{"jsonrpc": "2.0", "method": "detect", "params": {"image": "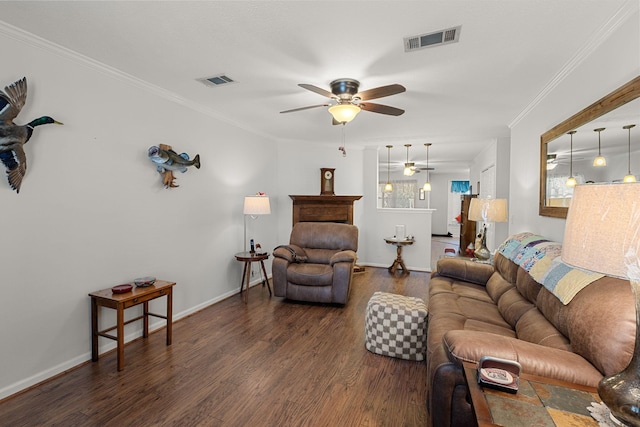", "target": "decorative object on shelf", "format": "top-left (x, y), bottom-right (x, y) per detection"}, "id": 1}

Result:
top-left (467, 197), bottom-right (508, 260)
top-left (111, 284), bottom-right (133, 294)
top-left (280, 78), bottom-right (405, 125)
top-left (321, 168), bottom-right (335, 195)
top-left (562, 182), bottom-right (640, 427)
top-left (243, 192), bottom-right (271, 252)
top-left (384, 145), bottom-right (393, 192)
top-left (148, 144), bottom-right (200, 188)
top-left (134, 276), bottom-right (156, 287)
top-left (423, 143), bottom-right (432, 191)
top-left (592, 128), bottom-right (606, 167)
top-left (0, 77), bottom-right (63, 193)
top-left (623, 124), bottom-right (637, 183)
top-left (565, 130), bottom-right (577, 187)
top-left (403, 144), bottom-right (415, 176)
